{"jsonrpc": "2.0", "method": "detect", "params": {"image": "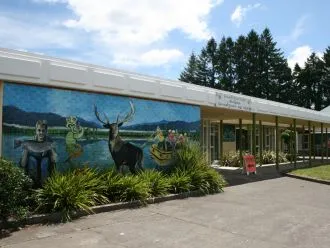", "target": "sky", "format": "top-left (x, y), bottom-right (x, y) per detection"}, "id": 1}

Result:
top-left (3, 82), bottom-right (200, 125)
top-left (0, 0), bottom-right (329, 80)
